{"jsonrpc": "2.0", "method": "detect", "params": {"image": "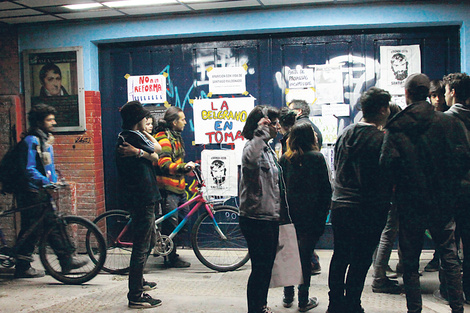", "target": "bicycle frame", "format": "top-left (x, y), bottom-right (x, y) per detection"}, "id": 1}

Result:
top-left (156, 193), bottom-right (227, 241)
